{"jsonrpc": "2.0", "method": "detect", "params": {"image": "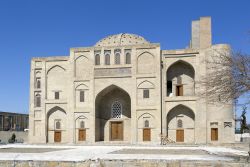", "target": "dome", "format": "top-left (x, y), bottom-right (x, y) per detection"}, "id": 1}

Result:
top-left (95, 33), bottom-right (150, 47)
